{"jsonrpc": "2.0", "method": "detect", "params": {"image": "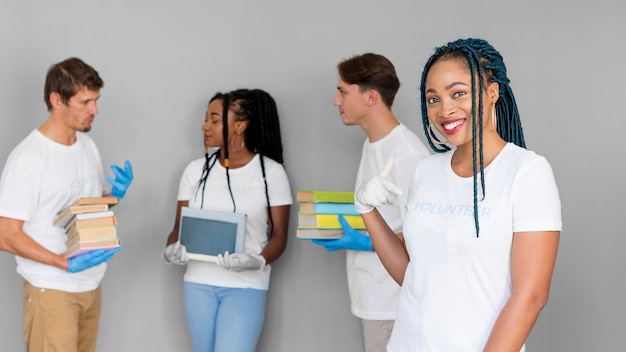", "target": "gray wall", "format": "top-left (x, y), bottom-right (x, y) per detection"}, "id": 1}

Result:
top-left (1, 1), bottom-right (623, 351)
